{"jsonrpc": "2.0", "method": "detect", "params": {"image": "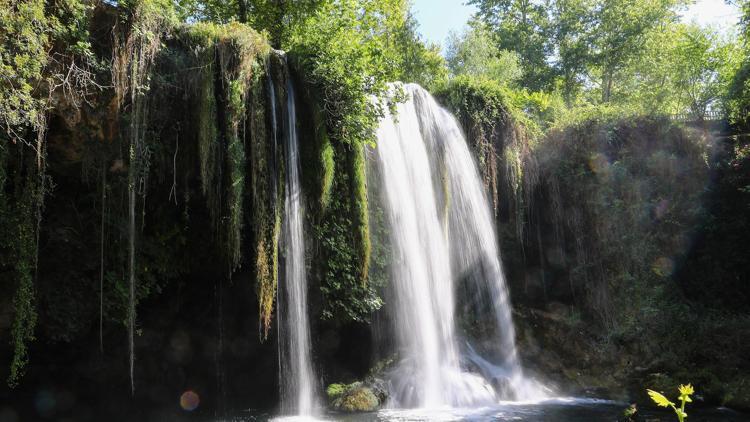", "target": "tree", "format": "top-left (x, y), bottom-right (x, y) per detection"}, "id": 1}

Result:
top-left (550, 0), bottom-right (596, 104)
top-left (591, 0), bottom-right (685, 102)
top-left (445, 20), bottom-right (523, 85)
top-left (469, 0), bottom-right (687, 103)
top-left (468, 0), bottom-right (556, 90)
top-left (609, 22), bottom-right (740, 117)
top-left (0, 0), bottom-right (95, 143)
top-left (670, 25), bottom-right (739, 118)
top-left (726, 0), bottom-right (750, 129)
